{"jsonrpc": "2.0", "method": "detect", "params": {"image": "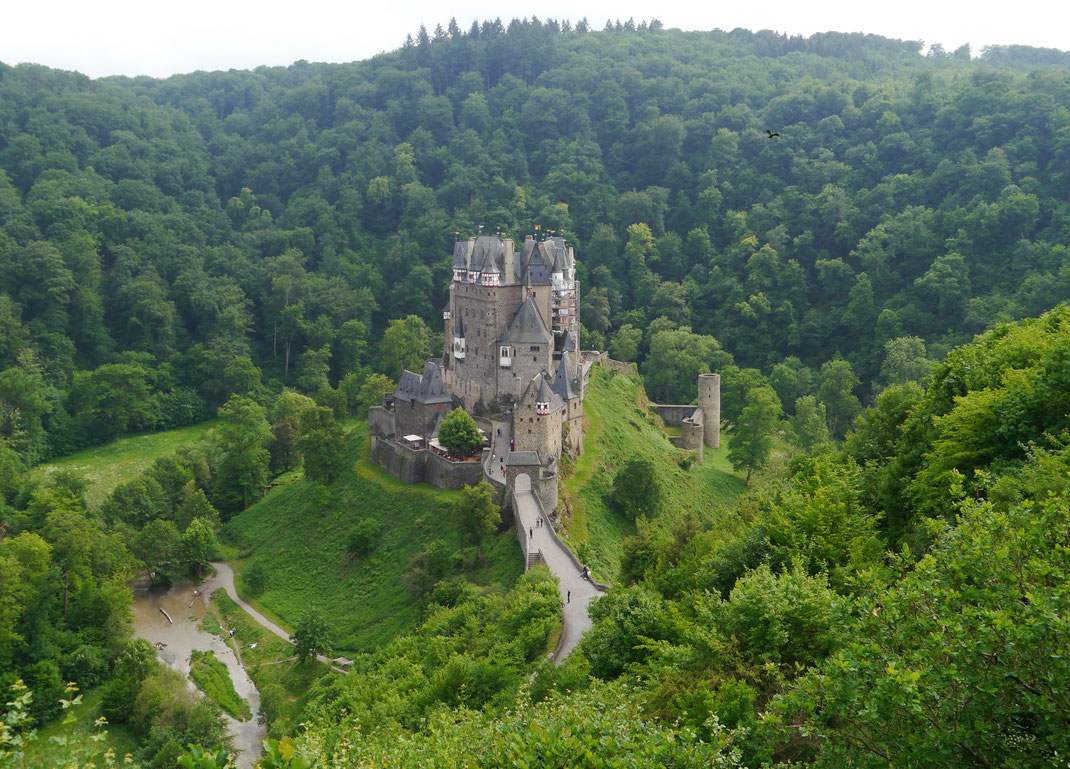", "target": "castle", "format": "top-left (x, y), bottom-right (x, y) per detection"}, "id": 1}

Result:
top-left (369, 235), bottom-right (586, 511)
